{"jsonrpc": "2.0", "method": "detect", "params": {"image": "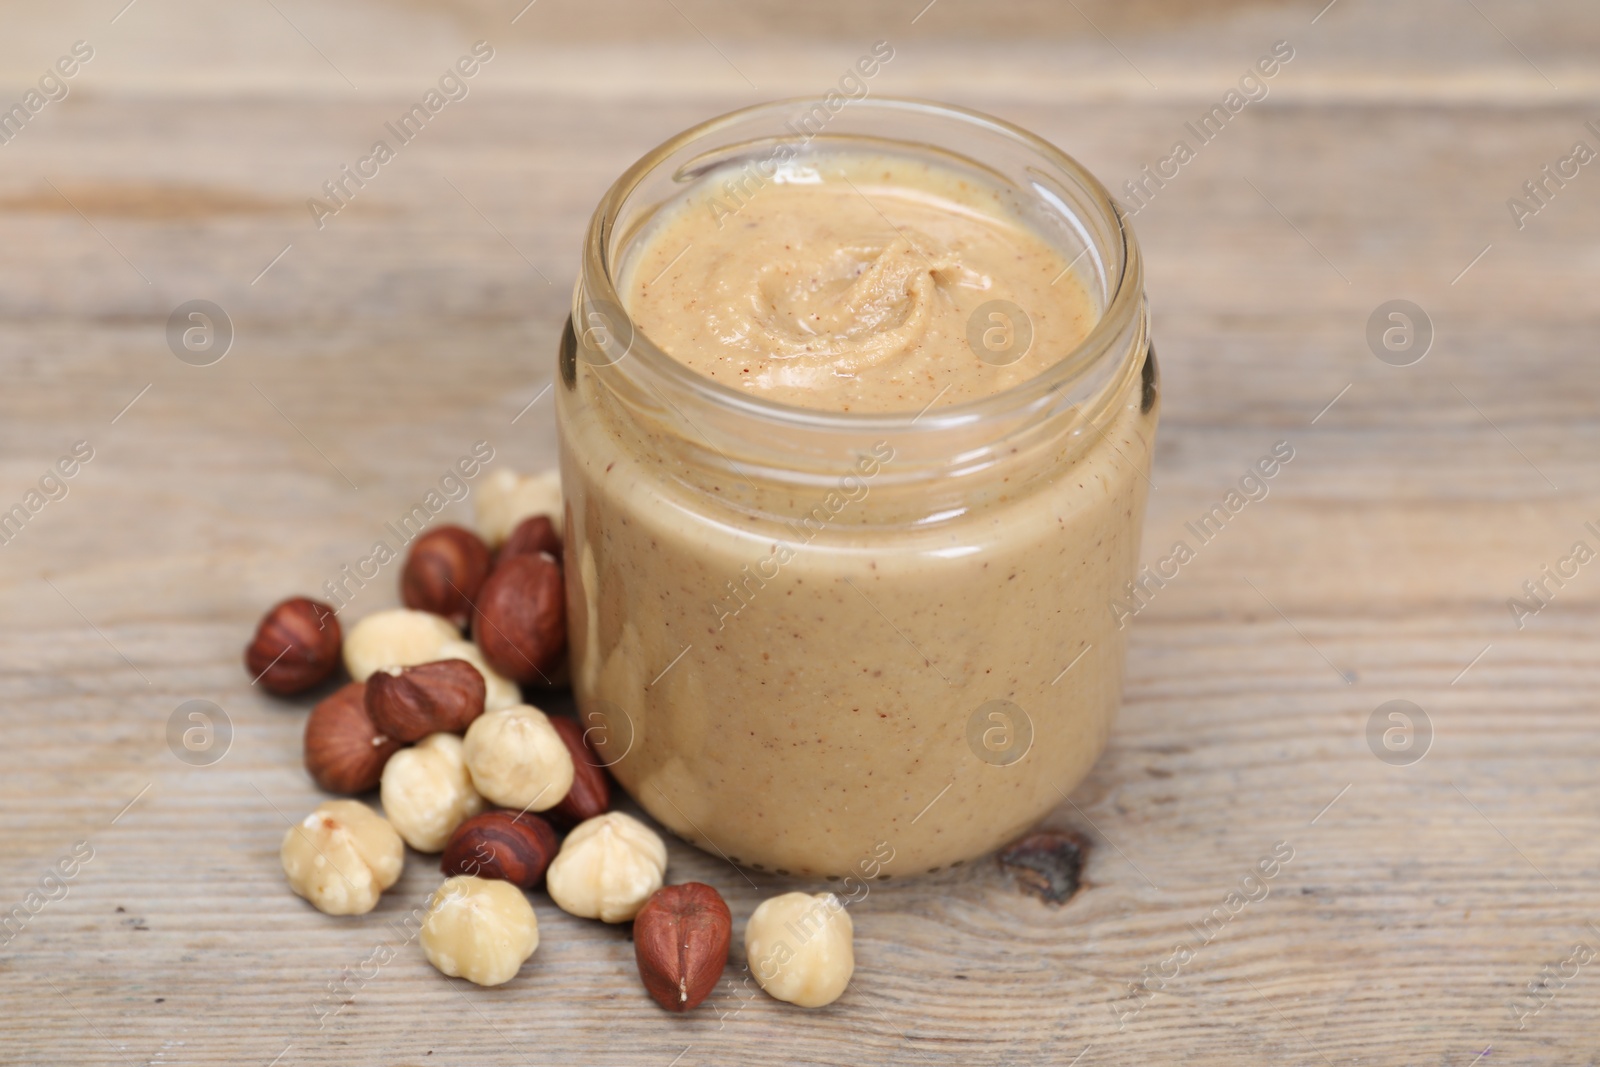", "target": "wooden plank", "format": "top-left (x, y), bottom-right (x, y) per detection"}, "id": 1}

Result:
top-left (2, 0), bottom-right (1598, 1063)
